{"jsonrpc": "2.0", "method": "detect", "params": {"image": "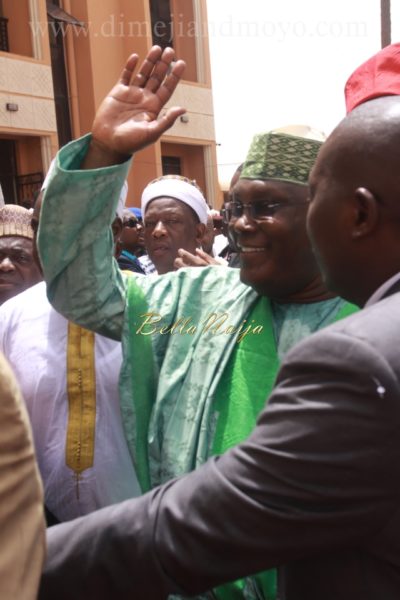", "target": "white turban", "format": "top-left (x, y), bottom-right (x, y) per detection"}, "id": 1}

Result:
top-left (141, 177), bottom-right (208, 224)
top-left (41, 158), bottom-right (127, 219)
